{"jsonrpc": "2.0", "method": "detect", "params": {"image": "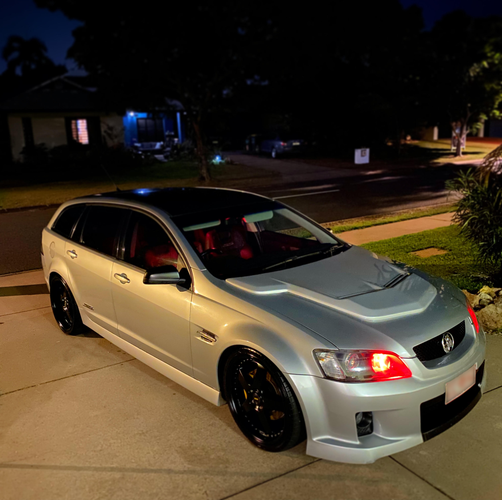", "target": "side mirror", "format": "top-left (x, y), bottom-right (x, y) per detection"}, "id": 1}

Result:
top-left (143, 265), bottom-right (186, 285)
